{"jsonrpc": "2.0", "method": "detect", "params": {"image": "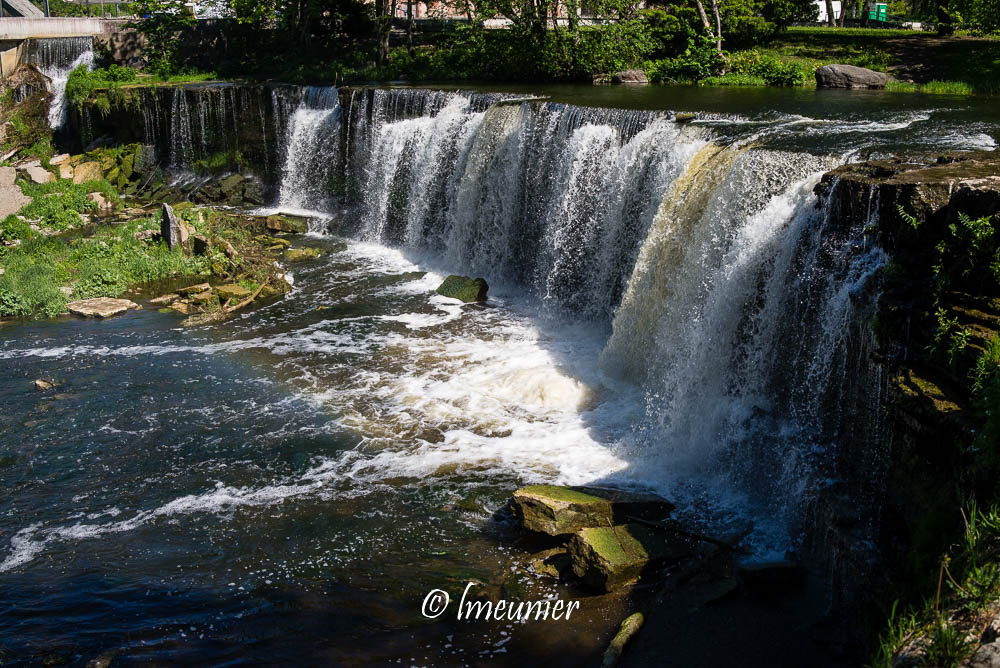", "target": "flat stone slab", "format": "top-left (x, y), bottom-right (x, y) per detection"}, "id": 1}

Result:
top-left (24, 165), bottom-right (54, 184)
top-left (66, 298), bottom-right (140, 319)
top-left (216, 284), bottom-right (252, 300)
top-left (511, 485), bottom-right (674, 536)
top-left (567, 523), bottom-right (693, 591)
